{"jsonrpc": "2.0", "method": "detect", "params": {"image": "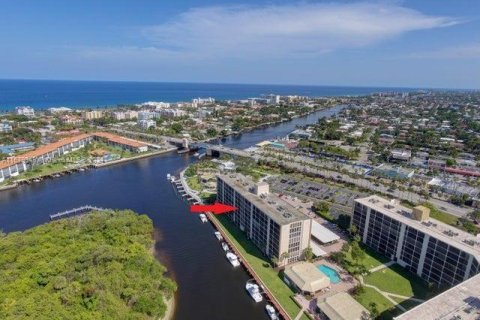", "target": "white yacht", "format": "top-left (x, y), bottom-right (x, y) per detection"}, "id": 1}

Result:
top-left (245, 282), bottom-right (263, 303)
top-left (167, 173), bottom-right (171, 180)
top-left (226, 252), bottom-right (240, 267)
top-left (265, 304), bottom-right (279, 320)
top-left (214, 231), bottom-right (223, 241)
top-left (221, 242), bottom-right (229, 252)
top-left (199, 214), bottom-right (208, 223)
